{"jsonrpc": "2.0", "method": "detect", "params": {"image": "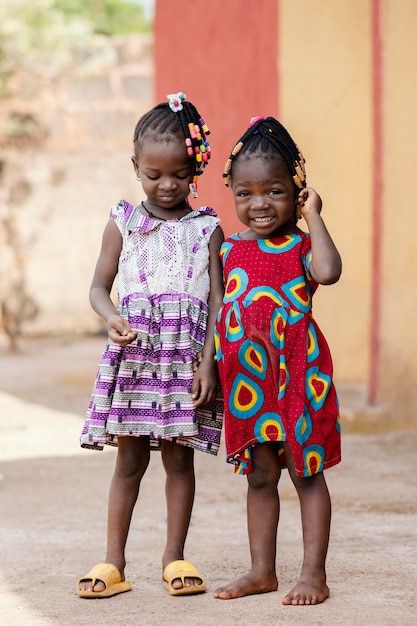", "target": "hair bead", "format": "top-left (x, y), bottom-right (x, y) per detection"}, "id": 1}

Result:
top-left (293, 174), bottom-right (303, 189)
top-left (133, 92), bottom-right (212, 199)
top-left (199, 118), bottom-right (210, 135)
top-left (231, 141), bottom-right (244, 157)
